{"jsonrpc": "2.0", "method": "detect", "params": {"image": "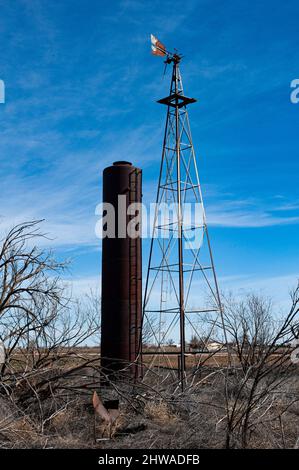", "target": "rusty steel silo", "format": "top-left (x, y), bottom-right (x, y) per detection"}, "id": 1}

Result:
top-left (101, 161), bottom-right (142, 378)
